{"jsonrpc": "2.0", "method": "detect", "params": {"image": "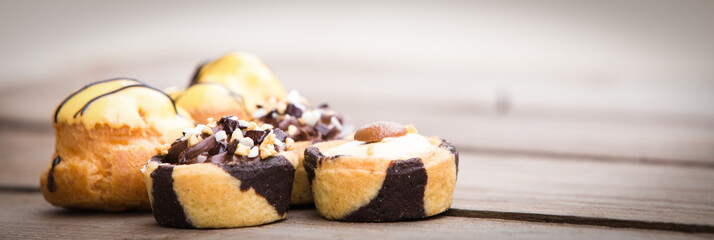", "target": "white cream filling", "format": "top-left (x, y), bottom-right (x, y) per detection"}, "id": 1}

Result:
top-left (325, 133), bottom-right (434, 159)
